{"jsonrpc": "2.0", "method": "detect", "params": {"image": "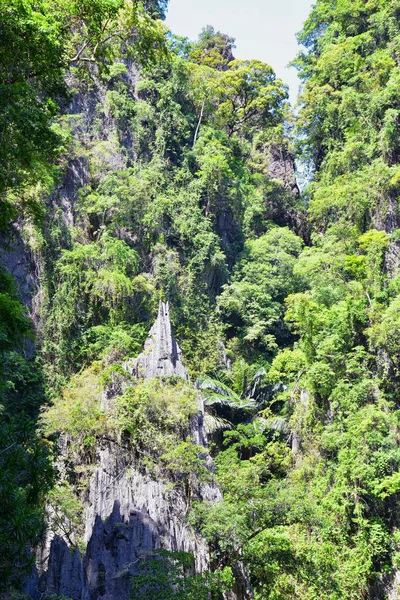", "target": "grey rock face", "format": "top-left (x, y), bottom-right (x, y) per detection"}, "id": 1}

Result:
top-left (265, 143), bottom-right (299, 196)
top-left (386, 240), bottom-right (400, 275)
top-left (0, 222), bottom-right (41, 358)
top-left (43, 537), bottom-right (86, 600)
top-left (0, 222), bottom-right (40, 318)
top-left (83, 442), bottom-right (216, 568)
top-left (126, 301), bottom-right (189, 381)
top-left (261, 142), bottom-right (308, 240)
top-left (371, 194), bottom-right (400, 275)
top-left (28, 306), bottom-right (230, 600)
top-left (30, 444), bottom-right (218, 600)
top-left (387, 571), bottom-right (400, 600)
